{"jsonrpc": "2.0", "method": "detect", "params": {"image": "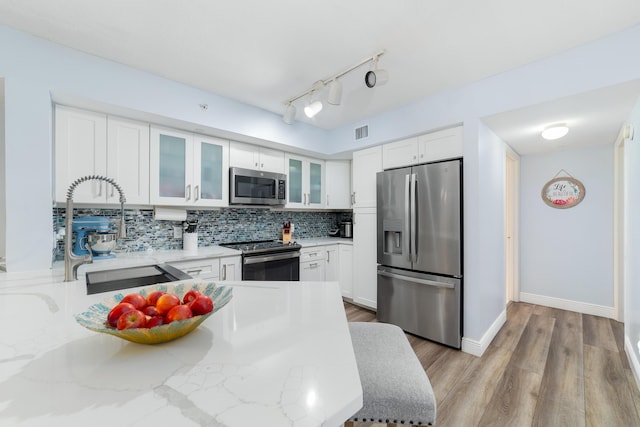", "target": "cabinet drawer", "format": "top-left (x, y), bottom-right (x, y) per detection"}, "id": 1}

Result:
top-left (300, 248), bottom-right (324, 262)
top-left (169, 258), bottom-right (220, 279)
